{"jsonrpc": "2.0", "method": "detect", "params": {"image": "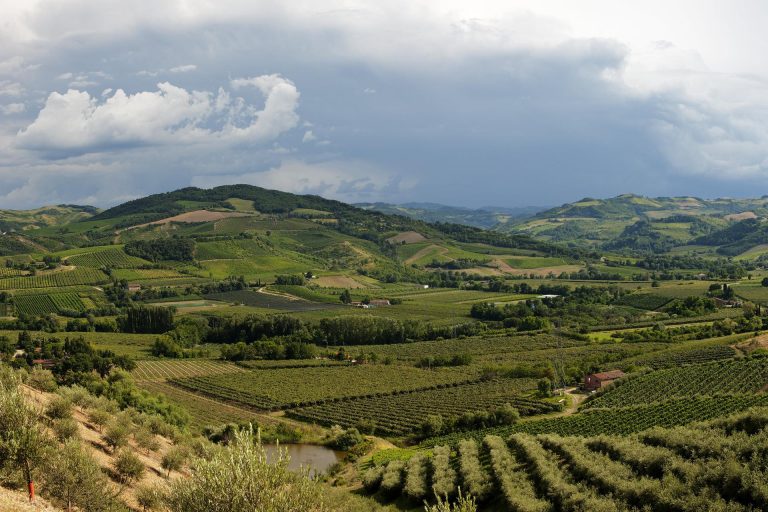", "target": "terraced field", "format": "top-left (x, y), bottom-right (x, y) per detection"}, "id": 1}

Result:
top-left (66, 248), bottom-right (149, 268)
